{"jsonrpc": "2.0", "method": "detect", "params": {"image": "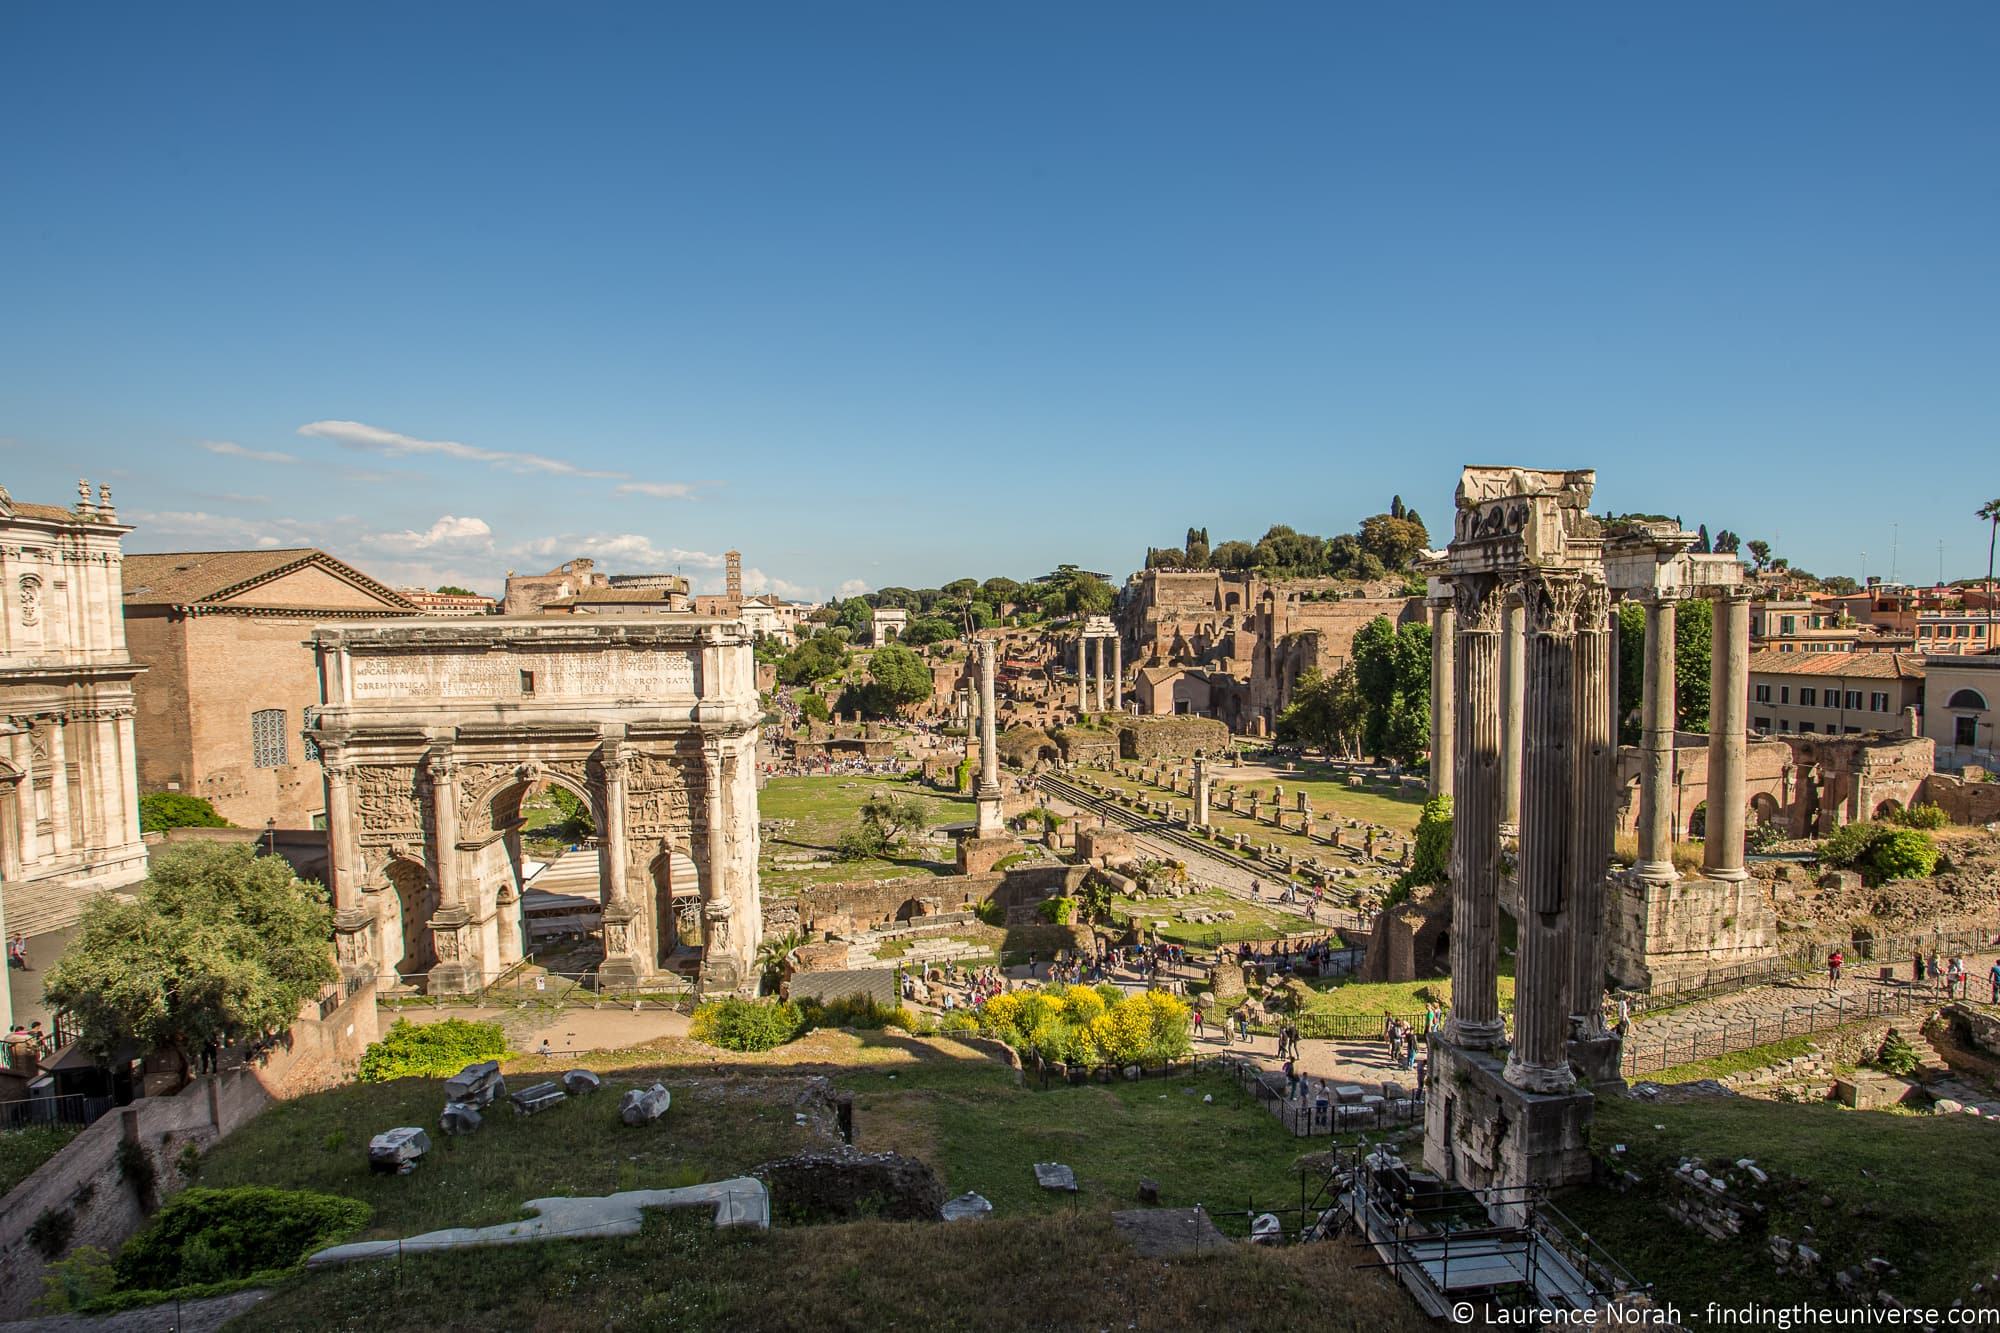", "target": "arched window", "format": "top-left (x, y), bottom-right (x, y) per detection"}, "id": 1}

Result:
top-left (1945, 688), bottom-right (1988, 711)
